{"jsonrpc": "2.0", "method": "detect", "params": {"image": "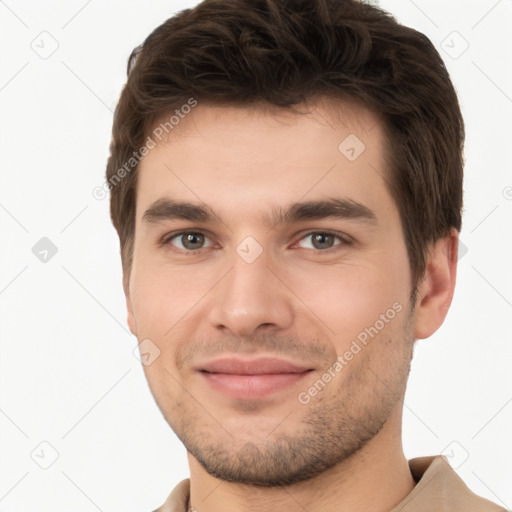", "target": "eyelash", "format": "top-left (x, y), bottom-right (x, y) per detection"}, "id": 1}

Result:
top-left (160, 230), bottom-right (352, 256)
